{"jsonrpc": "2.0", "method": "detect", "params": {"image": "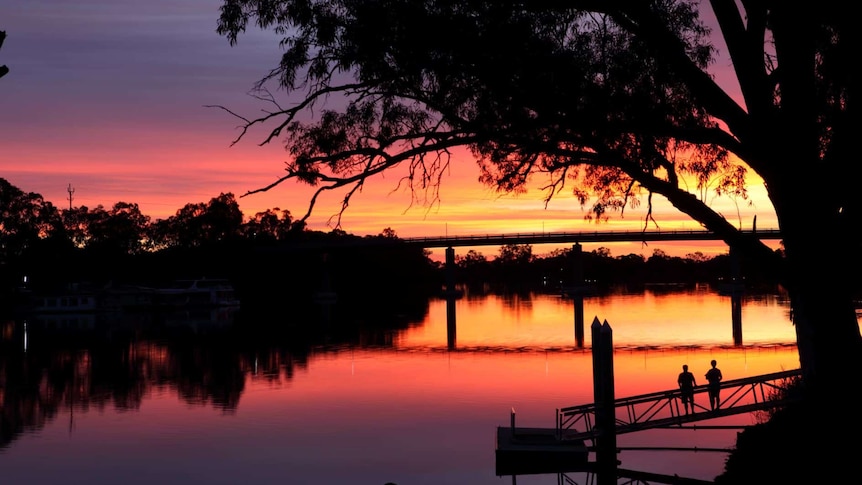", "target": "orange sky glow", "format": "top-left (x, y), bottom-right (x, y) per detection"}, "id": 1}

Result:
top-left (1, 1), bottom-right (779, 260)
